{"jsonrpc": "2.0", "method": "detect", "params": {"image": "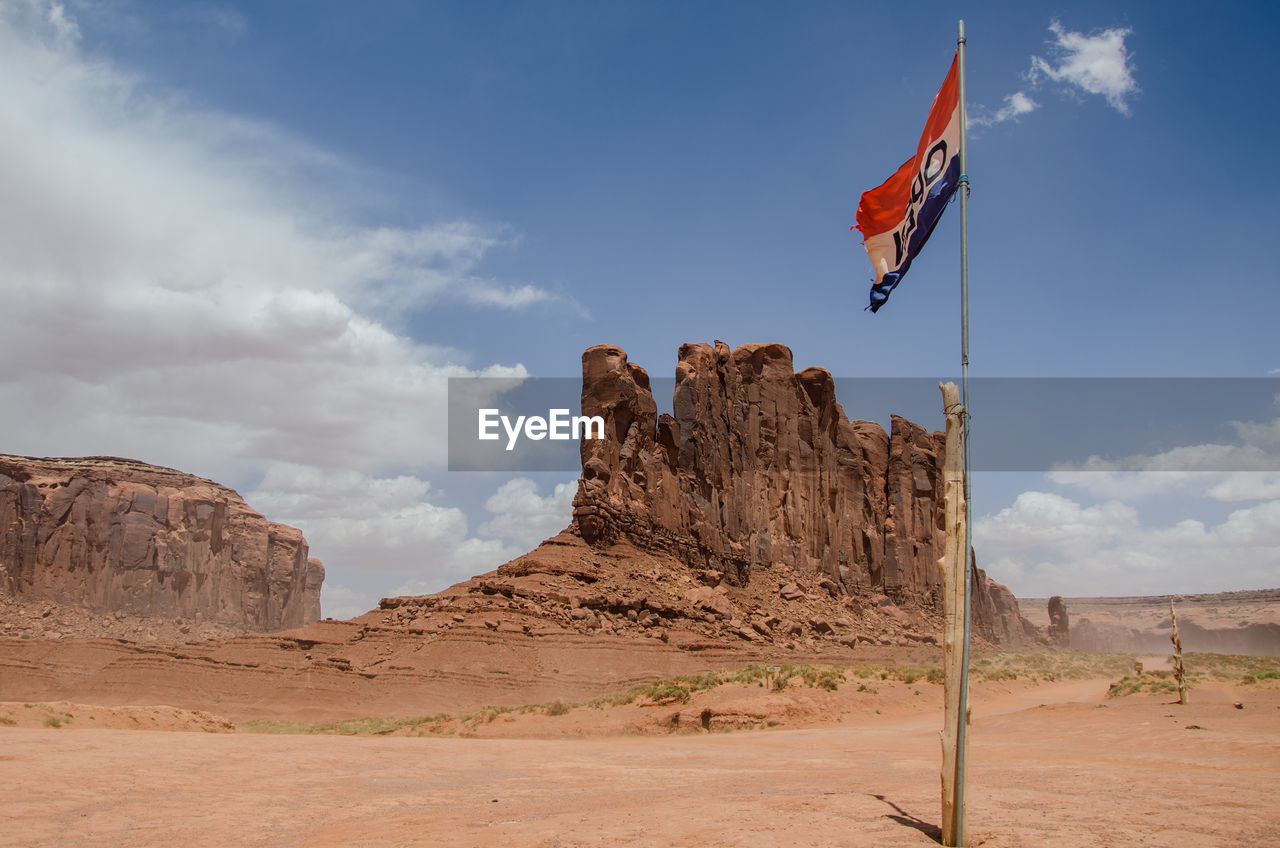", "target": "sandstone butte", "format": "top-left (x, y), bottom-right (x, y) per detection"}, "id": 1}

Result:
top-left (376, 340), bottom-right (1037, 661)
top-left (562, 341), bottom-right (1032, 645)
top-left (0, 454), bottom-right (324, 633)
